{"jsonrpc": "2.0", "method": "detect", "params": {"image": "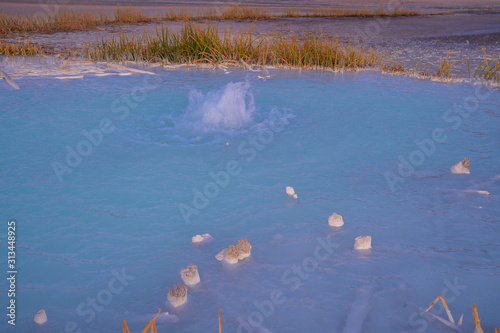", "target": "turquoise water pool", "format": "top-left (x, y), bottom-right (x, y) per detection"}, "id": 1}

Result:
top-left (1, 68), bottom-right (499, 332)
